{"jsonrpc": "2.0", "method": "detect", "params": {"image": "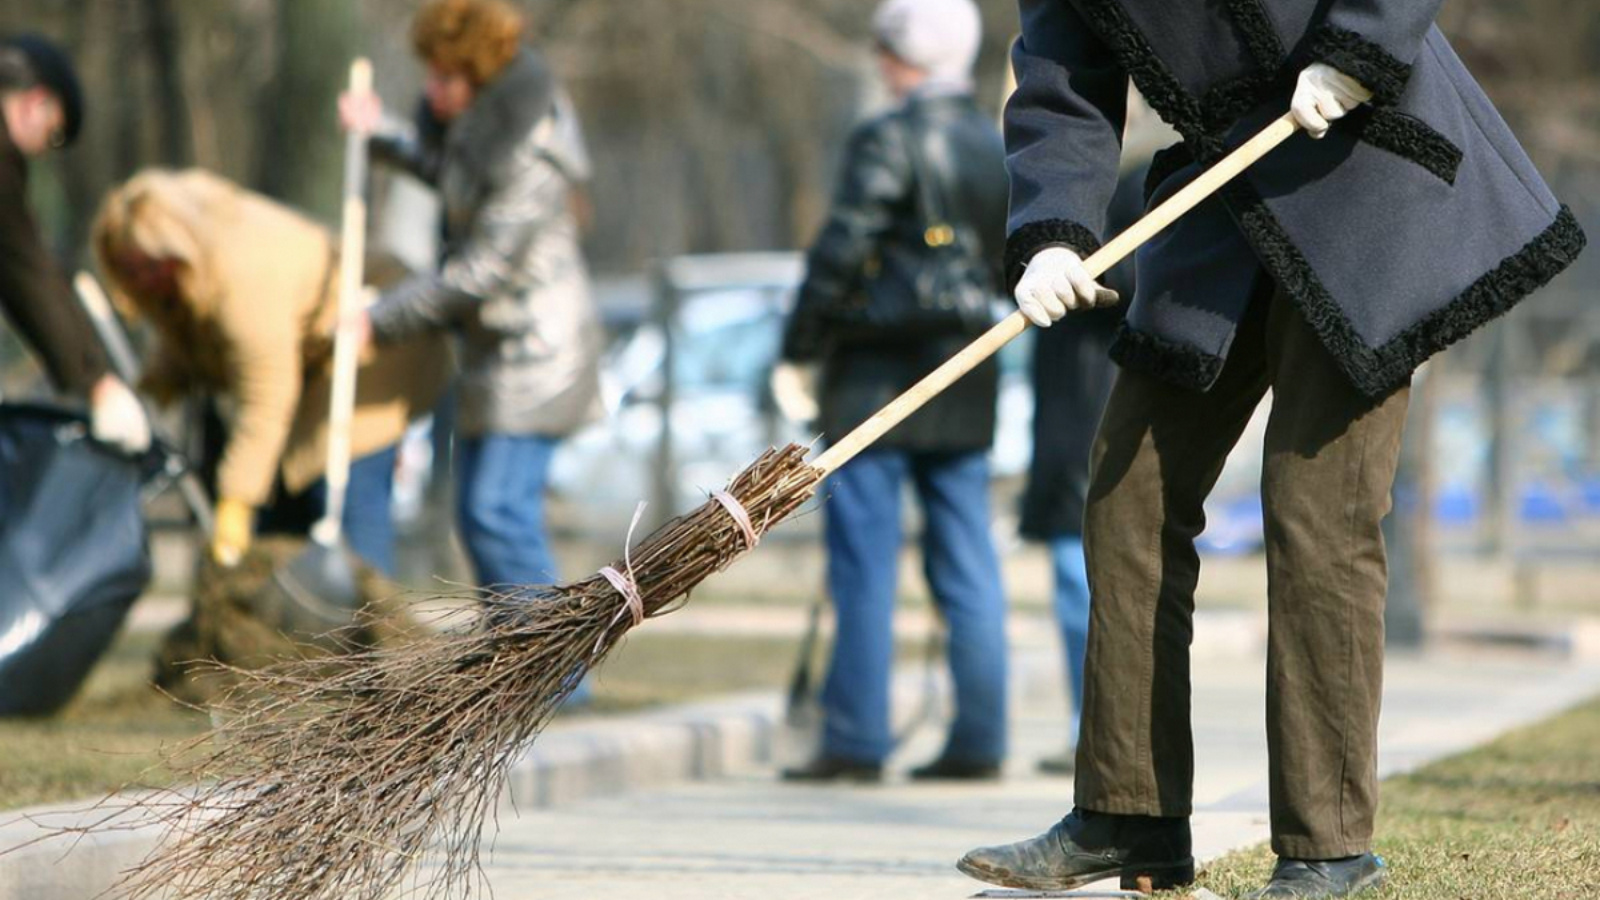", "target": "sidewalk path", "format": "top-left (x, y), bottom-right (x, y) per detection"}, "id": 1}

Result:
top-left (465, 647), bottom-right (1600, 899)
